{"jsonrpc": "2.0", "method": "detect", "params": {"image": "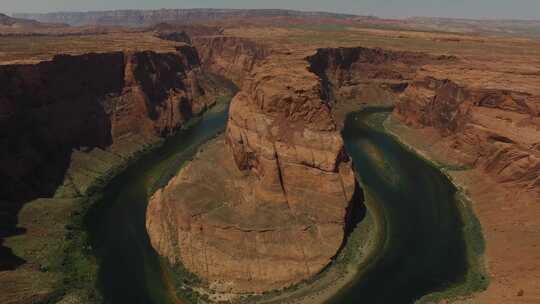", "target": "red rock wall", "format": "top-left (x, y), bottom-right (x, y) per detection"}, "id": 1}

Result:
top-left (193, 36), bottom-right (270, 85)
top-left (308, 46), bottom-right (539, 200)
top-left (394, 77), bottom-right (540, 198)
top-left (0, 46), bottom-right (215, 202)
top-left (147, 40), bottom-right (358, 293)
